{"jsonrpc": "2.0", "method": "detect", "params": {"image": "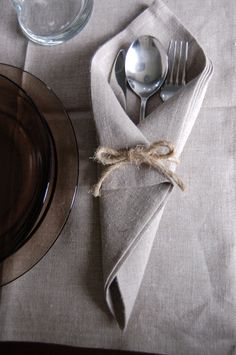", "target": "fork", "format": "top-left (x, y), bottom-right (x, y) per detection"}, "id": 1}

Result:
top-left (160, 40), bottom-right (188, 102)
